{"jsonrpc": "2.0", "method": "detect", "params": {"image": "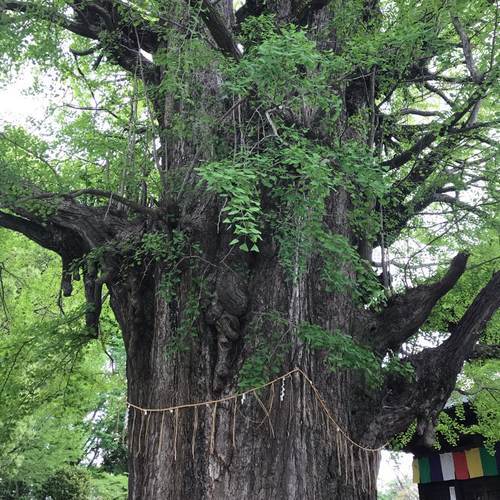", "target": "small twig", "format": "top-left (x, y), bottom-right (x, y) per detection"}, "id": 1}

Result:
top-left (63, 103), bottom-right (123, 122)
